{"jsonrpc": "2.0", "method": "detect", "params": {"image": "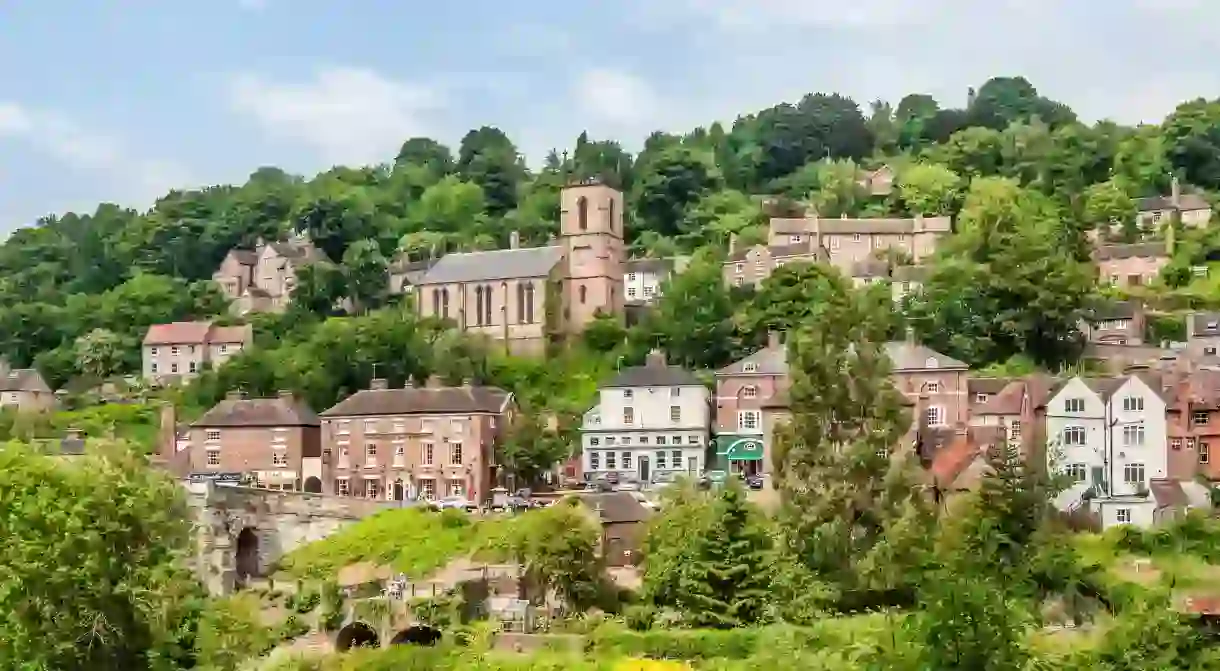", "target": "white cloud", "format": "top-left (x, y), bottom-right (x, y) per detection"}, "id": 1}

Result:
top-left (573, 69), bottom-right (660, 128)
top-left (0, 102), bottom-right (193, 209)
top-left (226, 67), bottom-right (445, 166)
